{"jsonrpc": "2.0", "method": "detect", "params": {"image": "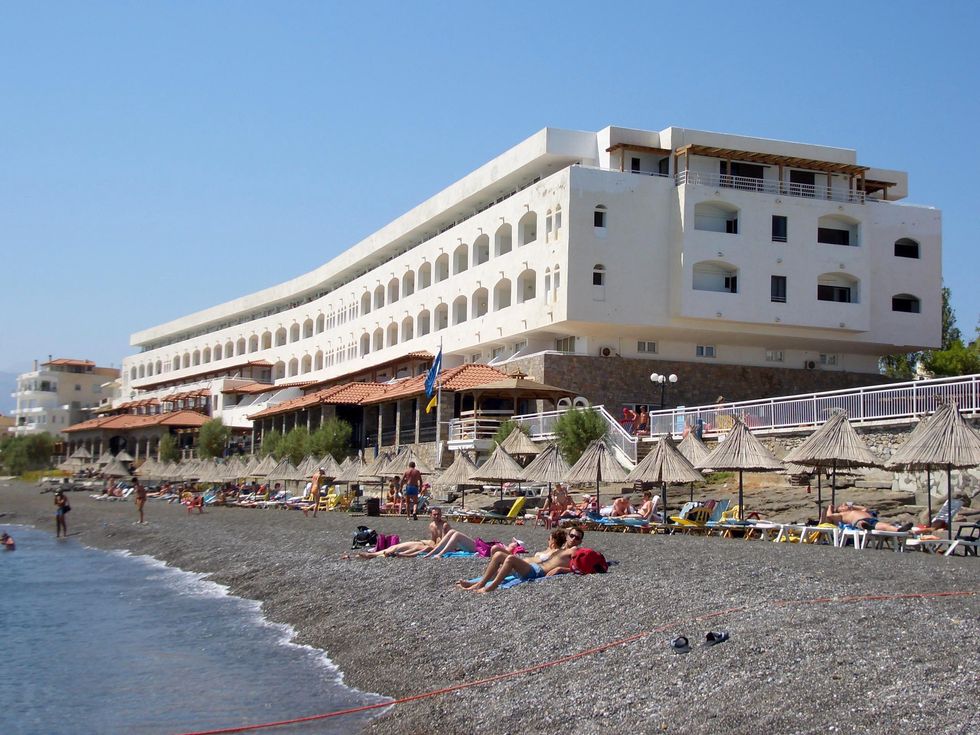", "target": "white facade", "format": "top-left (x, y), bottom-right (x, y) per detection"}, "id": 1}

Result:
top-left (12, 361), bottom-right (120, 437)
top-left (121, 125), bottom-right (941, 407)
